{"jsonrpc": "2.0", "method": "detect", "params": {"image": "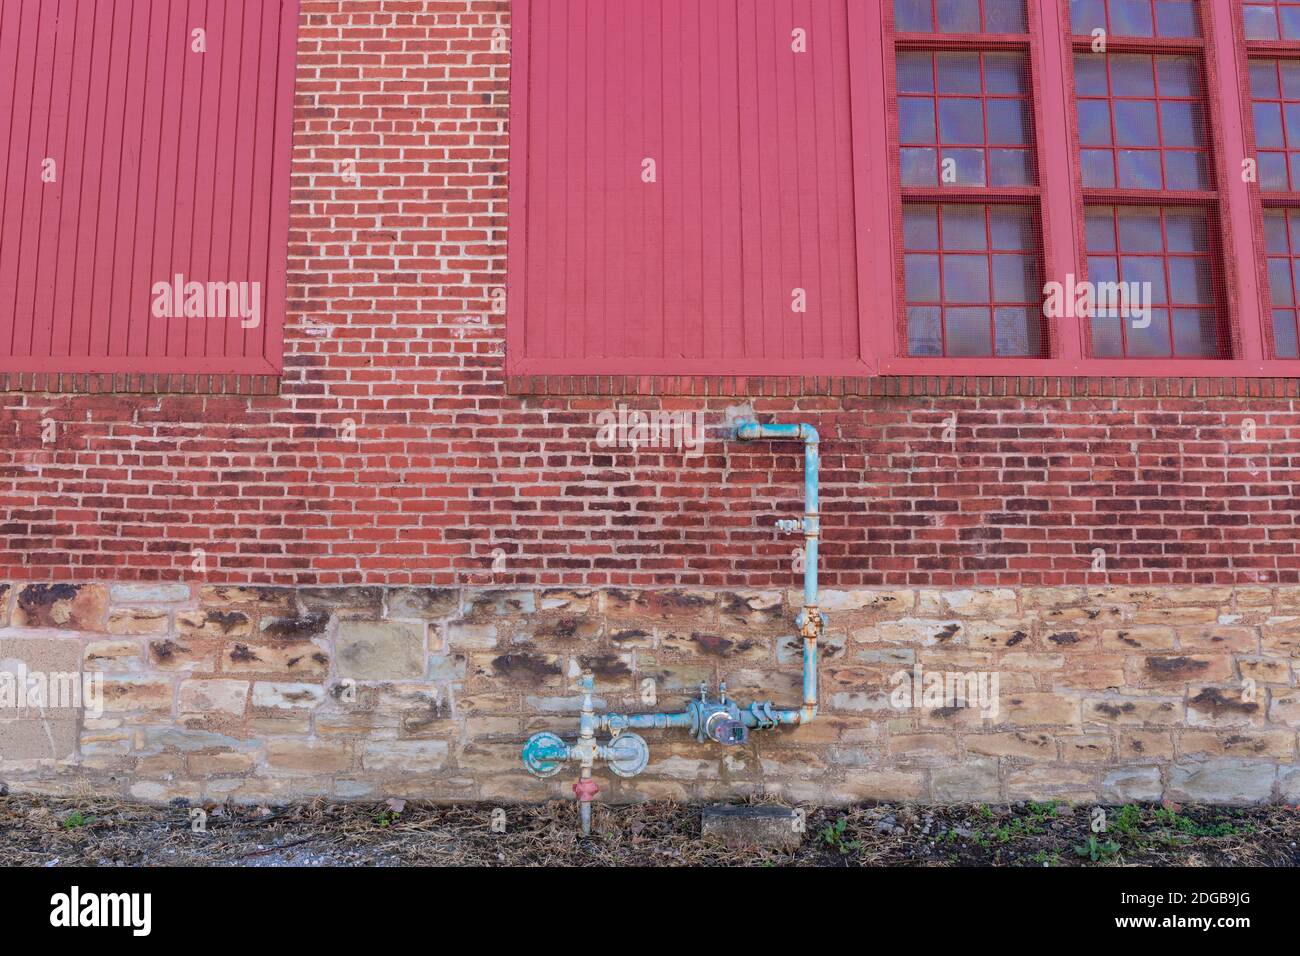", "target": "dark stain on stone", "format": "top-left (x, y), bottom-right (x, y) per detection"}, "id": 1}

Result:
top-left (1006, 631), bottom-right (1027, 647)
top-left (229, 644), bottom-right (260, 664)
top-left (932, 706), bottom-right (960, 719)
top-left (1094, 702), bottom-right (1136, 718)
top-left (1048, 631), bottom-right (1080, 645)
top-left (262, 612), bottom-right (329, 642)
top-left (1086, 609), bottom-right (1101, 620)
top-left (1222, 734), bottom-right (1263, 753)
top-left (18, 583), bottom-right (79, 610)
top-left (935, 624), bottom-right (961, 643)
top-left (151, 640), bottom-right (183, 662)
top-left (579, 654), bottom-right (631, 678)
top-left (1190, 687), bottom-right (1258, 717)
top-left (538, 617), bottom-right (583, 640)
top-left (692, 633), bottom-right (734, 656)
top-left (287, 655), bottom-right (302, 668)
top-left (1145, 656), bottom-right (1209, 677)
top-left (1116, 631), bottom-right (1142, 648)
top-left (491, 653), bottom-right (561, 681)
top-left (204, 610), bottom-right (248, 633)
top-left (312, 653), bottom-right (329, 666)
top-left (300, 587), bottom-right (383, 608)
top-left (610, 628), bottom-right (650, 643)
top-left (1129, 739), bottom-right (1145, 753)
